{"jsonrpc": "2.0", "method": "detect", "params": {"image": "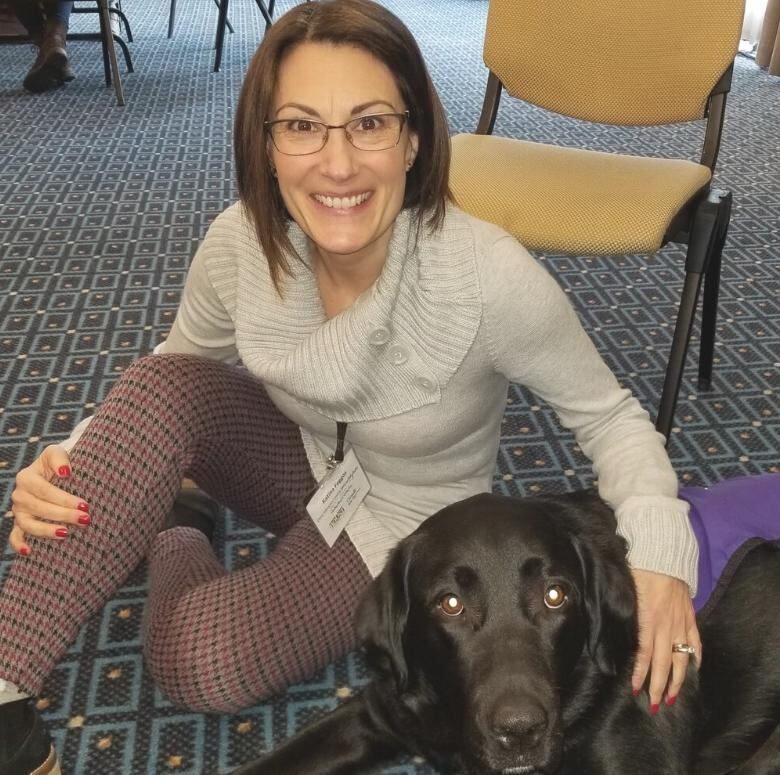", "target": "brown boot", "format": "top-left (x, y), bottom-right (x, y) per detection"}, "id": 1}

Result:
top-left (22, 17), bottom-right (71, 93)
